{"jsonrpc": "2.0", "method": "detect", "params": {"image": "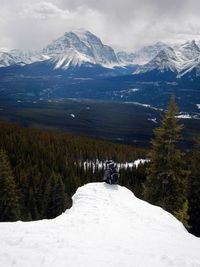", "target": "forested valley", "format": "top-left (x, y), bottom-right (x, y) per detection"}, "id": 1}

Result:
top-left (0, 96), bottom-right (200, 237)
